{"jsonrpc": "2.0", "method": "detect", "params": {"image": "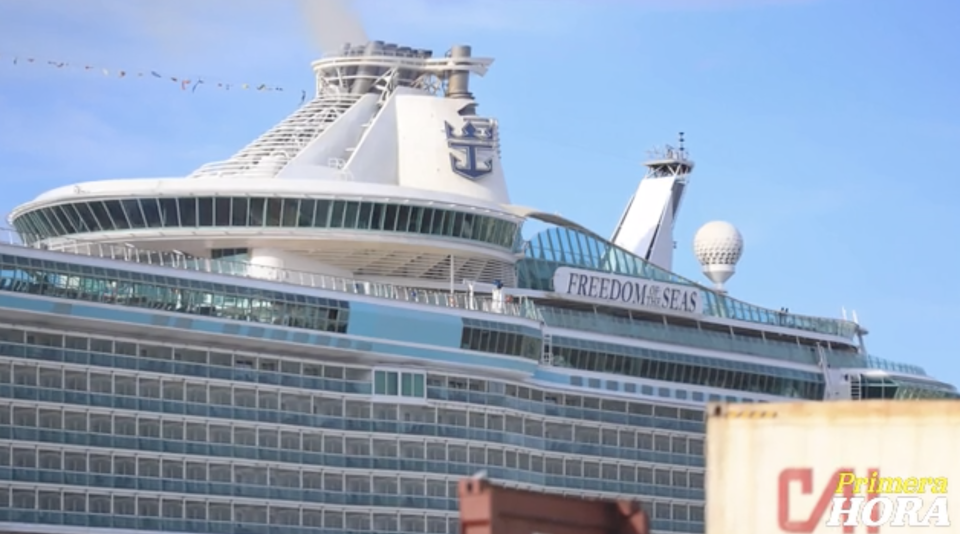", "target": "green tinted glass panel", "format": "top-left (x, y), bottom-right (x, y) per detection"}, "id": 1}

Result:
top-left (14, 197), bottom-right (520, 250)
top-left (0, 254), bottom-right (351, 335)
top-left (374, 370), bottom-right (387, 395)
top-left (385, 372), bottom-right (398, 395)
top-left (412, 374), bottom-right (425, 397)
